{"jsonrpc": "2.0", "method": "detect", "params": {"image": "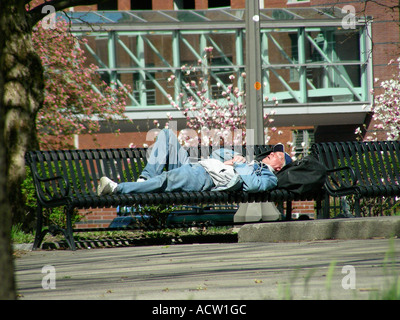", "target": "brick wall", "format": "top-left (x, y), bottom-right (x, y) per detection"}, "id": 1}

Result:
top-left (292, 201), bottom-right (316, 218)
top-left (118, 0), bottom-right (130, 10)
top-left (195, 0), bottom-right (209, 9)
top-left (152, 0), bottom-right (174, 10)
top-left (75, 208), bottom-right (117, 229)
top-left (75, 200), bottom-right (317, 229)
